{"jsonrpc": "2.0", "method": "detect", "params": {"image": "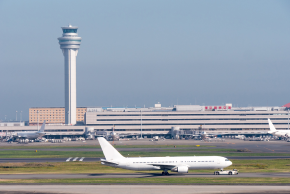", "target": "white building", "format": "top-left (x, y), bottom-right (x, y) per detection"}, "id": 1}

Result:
top-left (85, 104), bottom-right (289, 134)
